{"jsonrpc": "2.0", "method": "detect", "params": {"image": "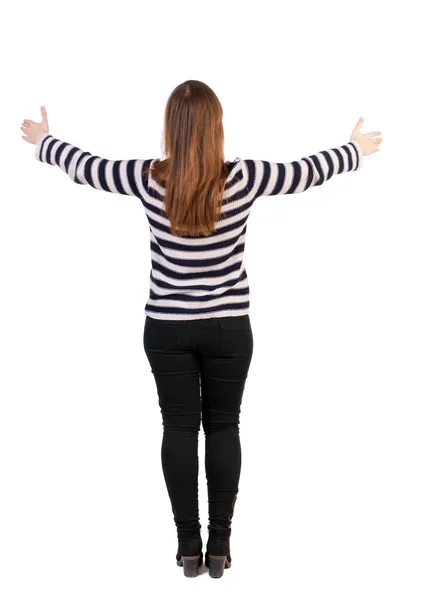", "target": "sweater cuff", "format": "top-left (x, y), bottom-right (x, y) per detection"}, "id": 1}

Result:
top-left (349, 140), bottom-right (363, 171)
top-left (35, 133), bottom-right (53, 162)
